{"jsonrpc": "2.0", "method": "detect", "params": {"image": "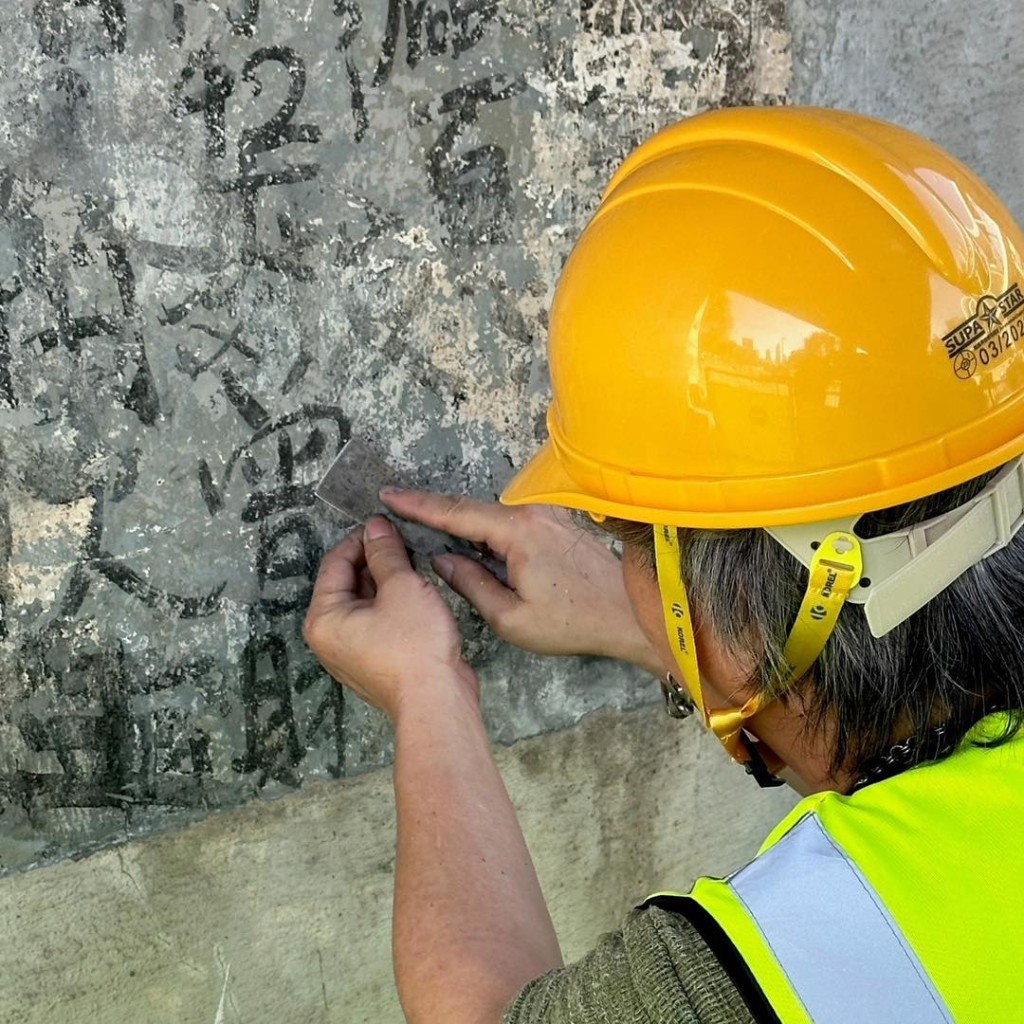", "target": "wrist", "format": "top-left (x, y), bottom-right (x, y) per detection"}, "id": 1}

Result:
top-left (391, 662), bottom-right (482, 728)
